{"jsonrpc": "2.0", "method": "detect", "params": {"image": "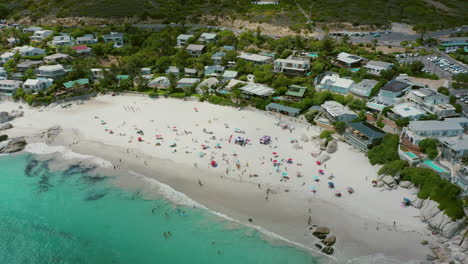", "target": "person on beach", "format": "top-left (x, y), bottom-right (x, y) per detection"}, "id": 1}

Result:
top-left (198, 179), bottom-right (203, 187)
